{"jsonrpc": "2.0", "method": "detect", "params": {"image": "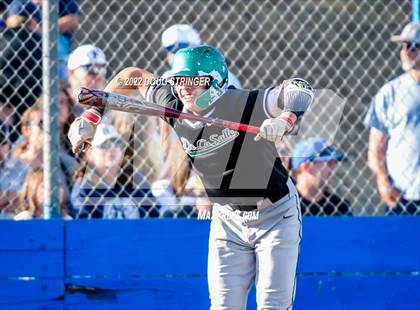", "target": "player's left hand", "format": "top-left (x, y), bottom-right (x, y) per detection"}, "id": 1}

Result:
top-left (254, 116), bottom-right (294, 143)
